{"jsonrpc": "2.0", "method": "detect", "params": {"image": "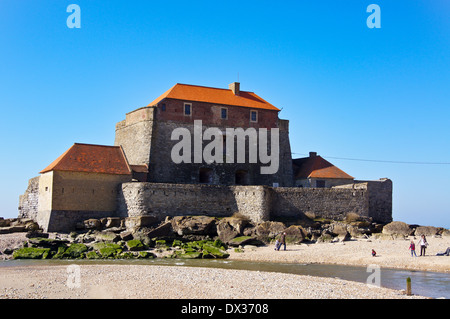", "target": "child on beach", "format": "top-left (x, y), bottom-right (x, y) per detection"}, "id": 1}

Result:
top-left (371, 249), bottom-right (376, 257)
top-left (409, 241), bottom-right (417, 257)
